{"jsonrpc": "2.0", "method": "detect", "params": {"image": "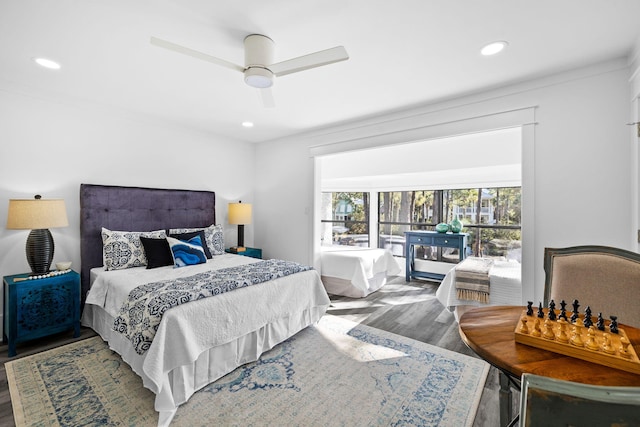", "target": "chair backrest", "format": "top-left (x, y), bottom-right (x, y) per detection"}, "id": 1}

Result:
top-left (519, 373), bottom-right (640, 427)
top-left (543, 245), bottom-right (640, 328)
